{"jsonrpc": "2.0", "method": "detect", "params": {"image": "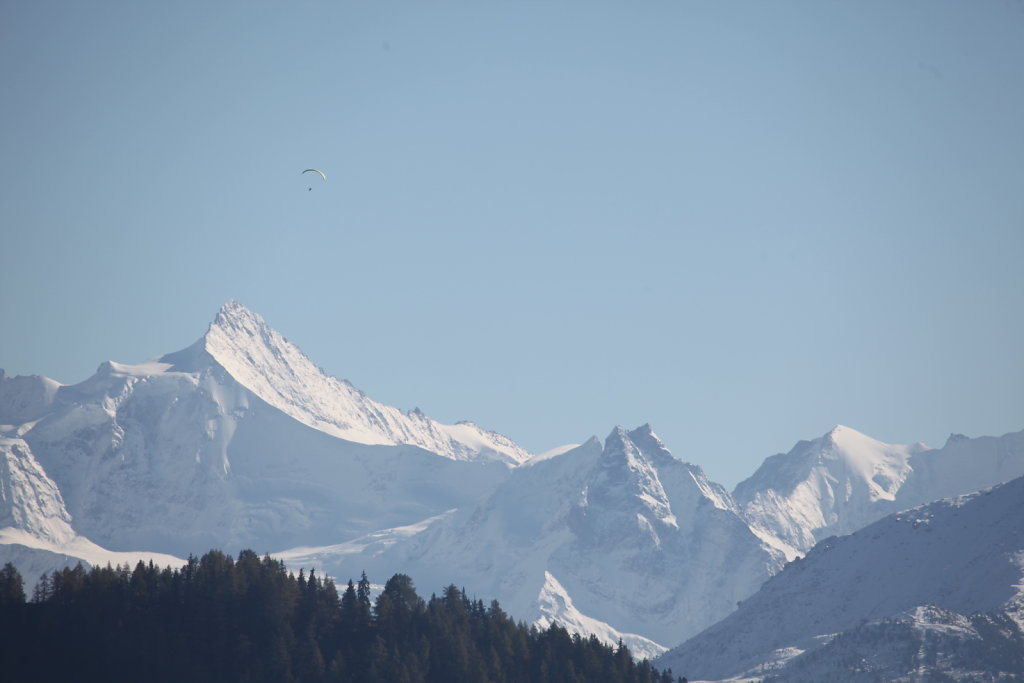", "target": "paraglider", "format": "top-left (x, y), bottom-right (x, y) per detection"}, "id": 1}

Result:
top-left (303, 168), bottom-right (326, 190)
